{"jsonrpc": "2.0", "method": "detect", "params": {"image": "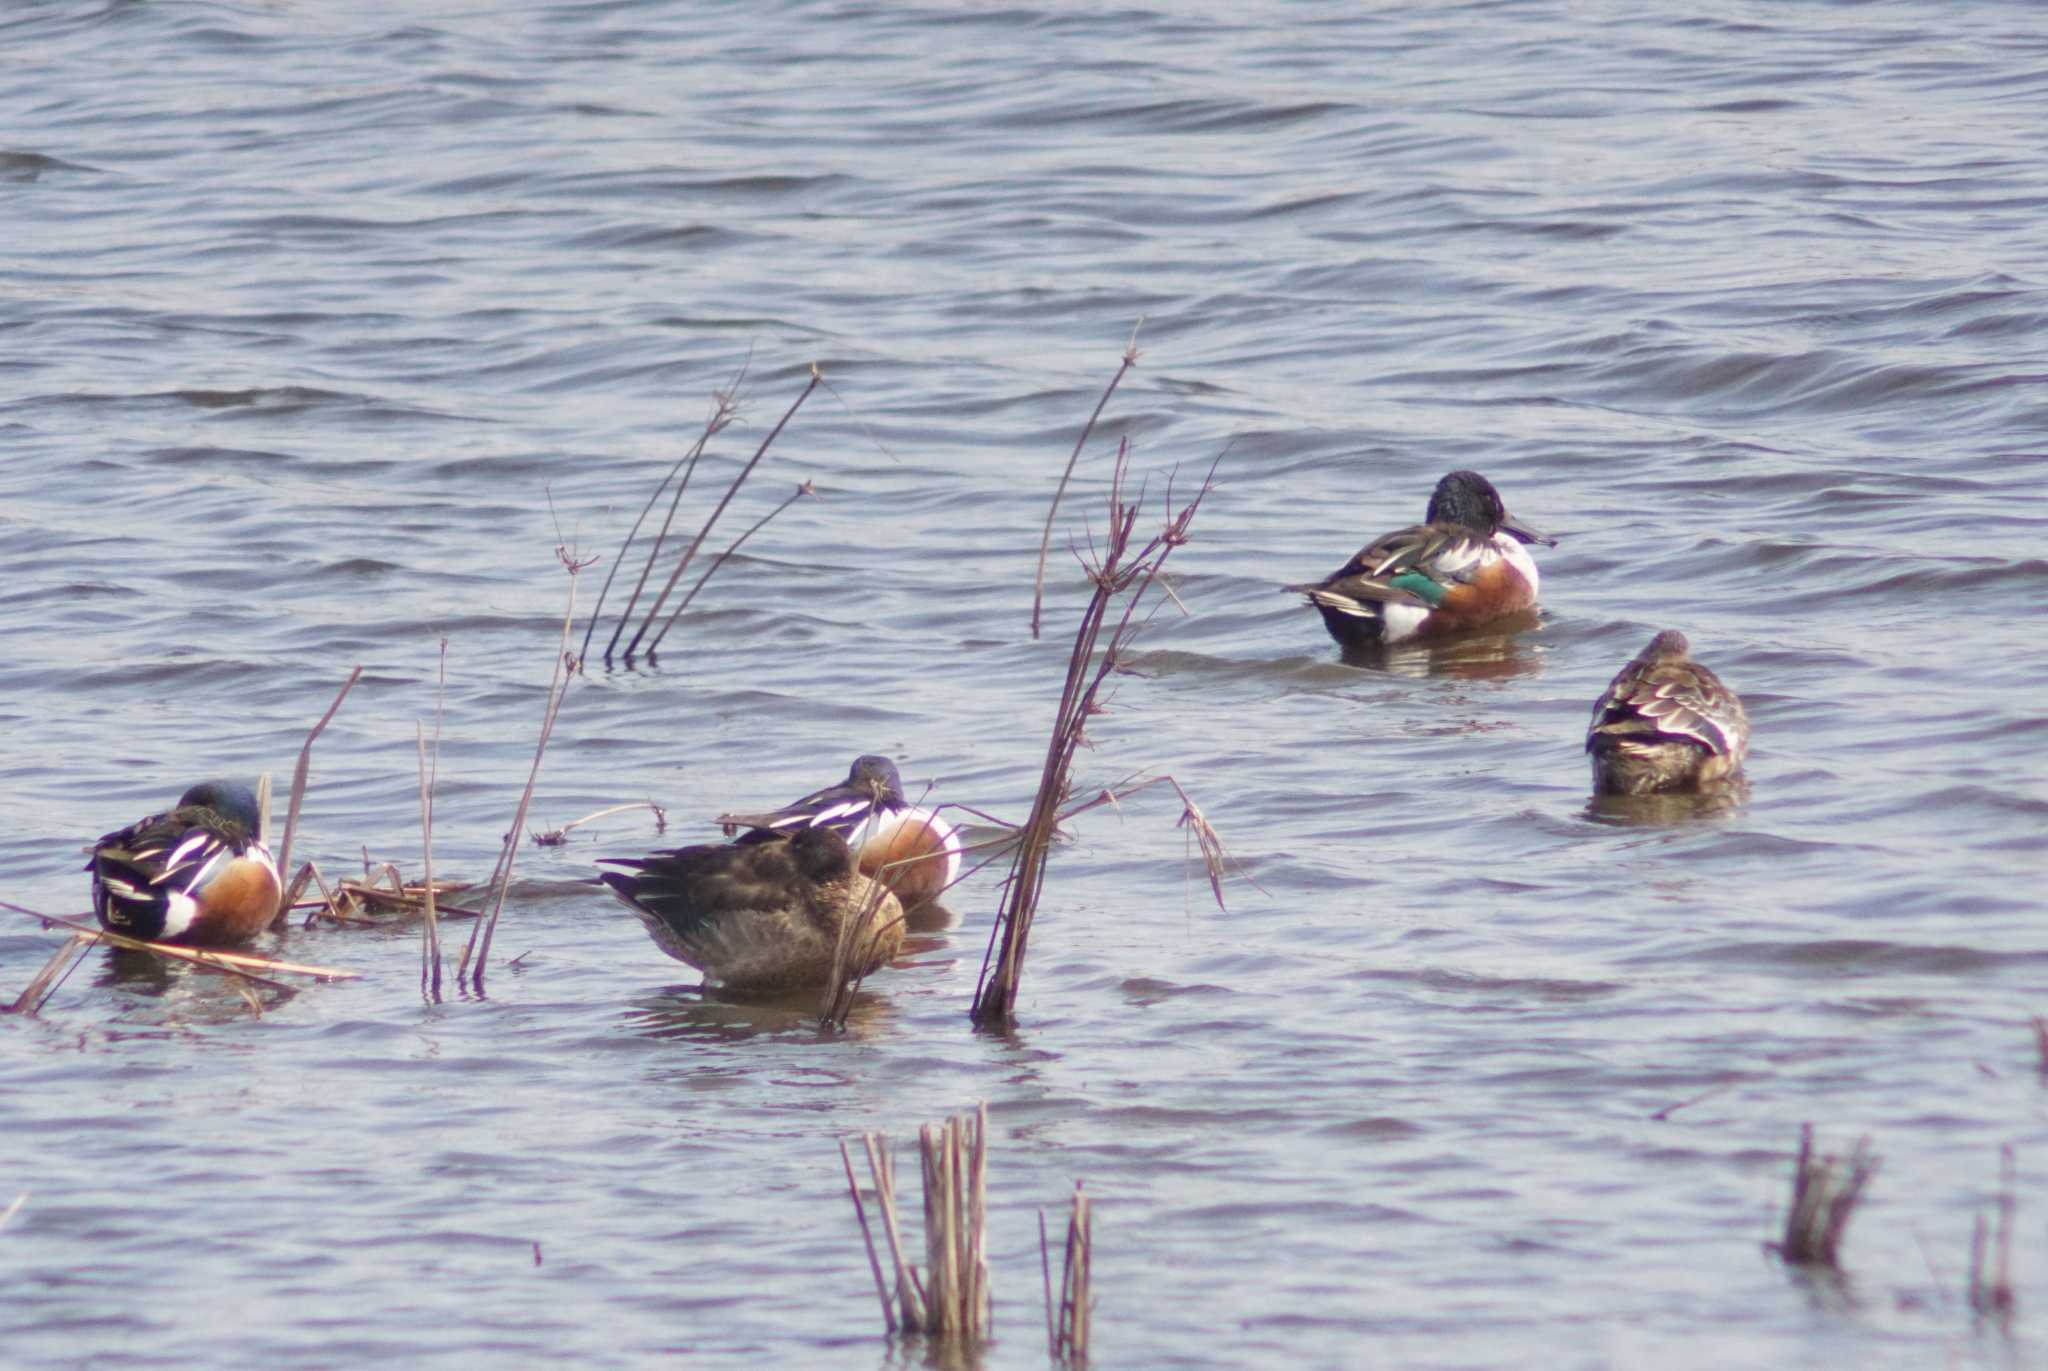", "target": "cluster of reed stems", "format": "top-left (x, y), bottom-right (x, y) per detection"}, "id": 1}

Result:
top-left (972, 439), bottom-right (1218, 1026)
top-left (1769, 1123), bottom-right (1878, 1268)
top-left (840, 1103), bottom-right (991, 1341)
top-left (581, 364), bottom-right (819, 666)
